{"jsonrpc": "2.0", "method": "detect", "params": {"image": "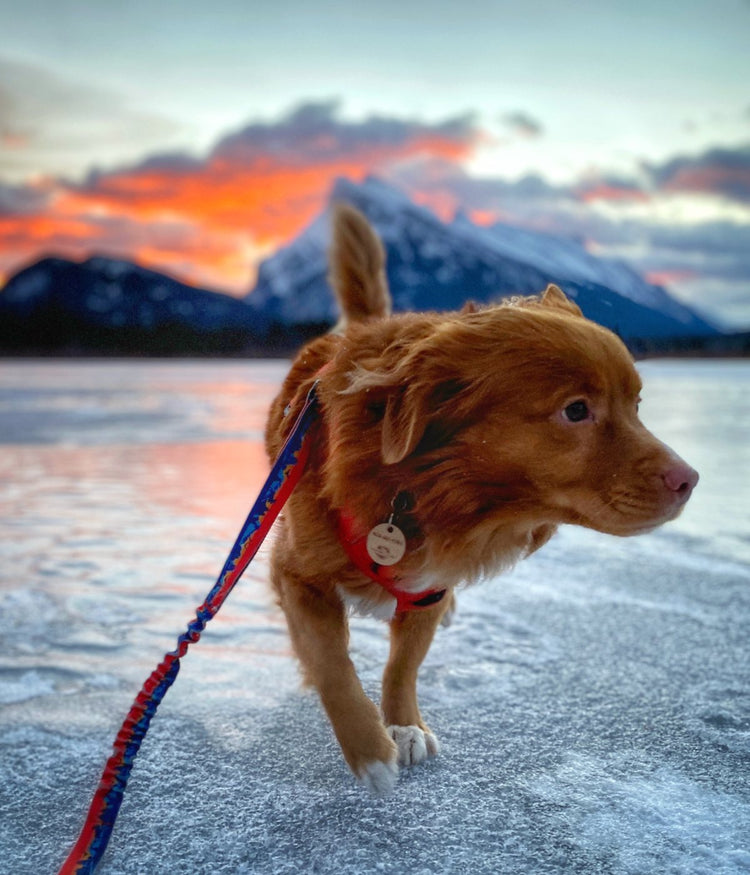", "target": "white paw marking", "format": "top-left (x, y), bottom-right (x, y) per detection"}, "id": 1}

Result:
top-left (357, 755), bottom-right (399, 795)
top-left (387, 725), bottom-right (440, 767)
